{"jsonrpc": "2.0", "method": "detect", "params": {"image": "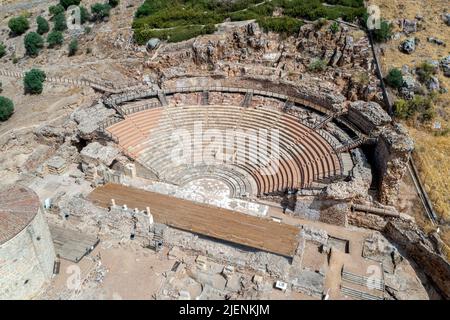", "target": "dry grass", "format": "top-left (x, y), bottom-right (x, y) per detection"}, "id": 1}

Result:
top-left (408, 126), bottom-right (450, 223)
top-left (370, 0), bottom-right (450, 224)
